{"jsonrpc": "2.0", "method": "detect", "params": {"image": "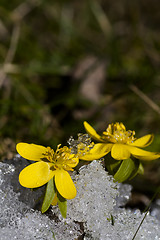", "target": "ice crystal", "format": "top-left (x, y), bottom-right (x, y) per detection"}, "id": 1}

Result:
top-left (68, 133), bottom-right (93, 155)
top-left (0, 158), bottom-right (81, 240)
top-left (0, 157), bottom-right (160, 240)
